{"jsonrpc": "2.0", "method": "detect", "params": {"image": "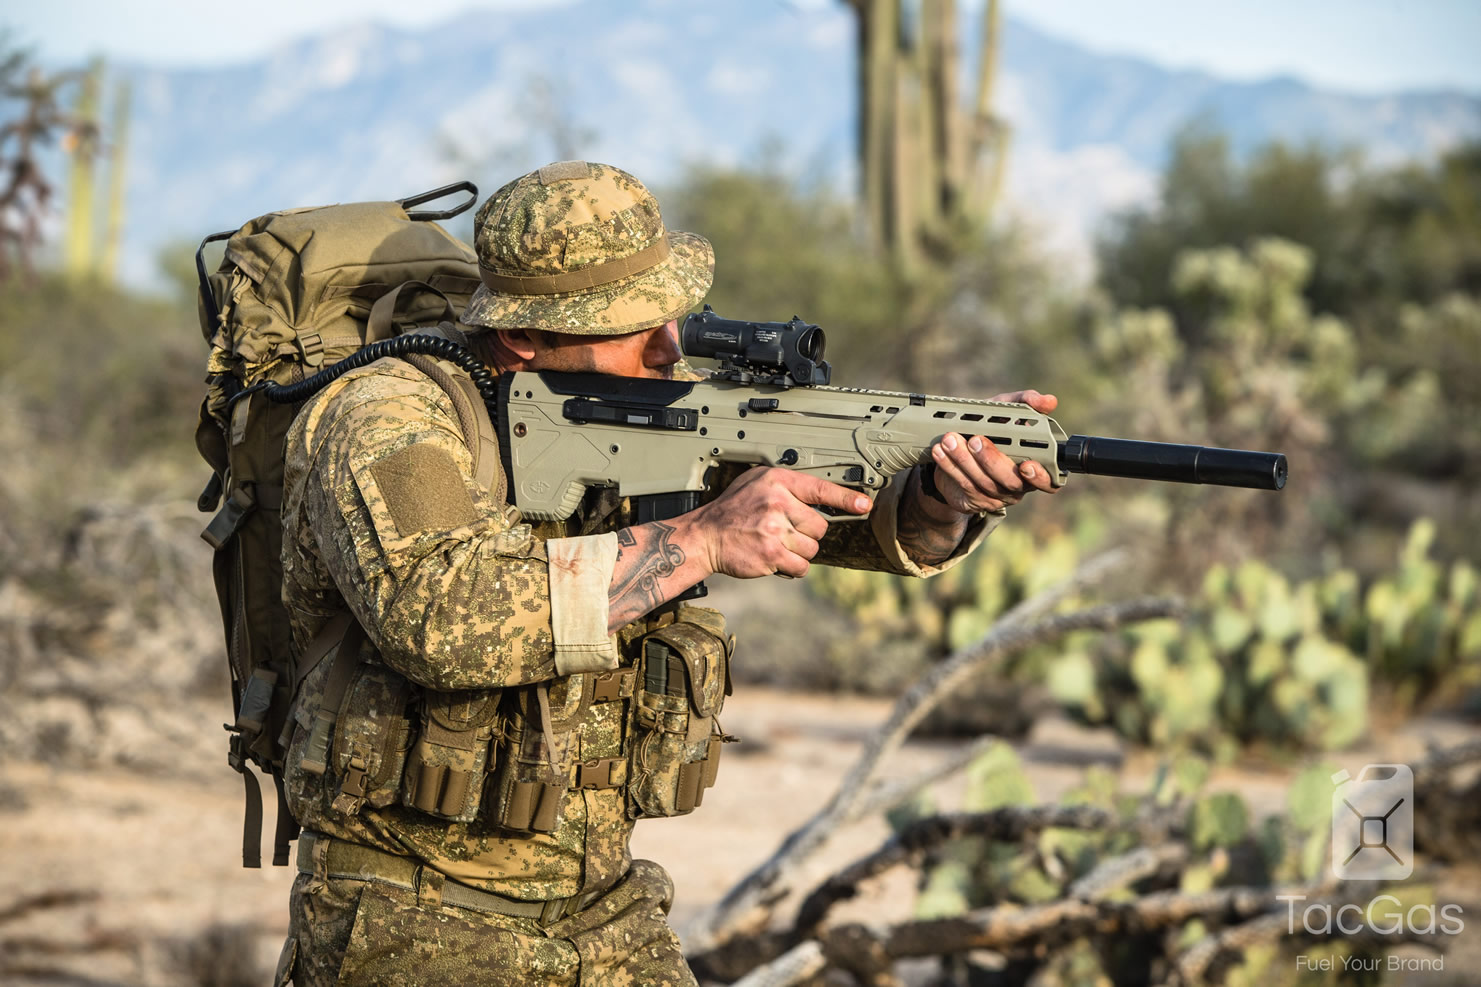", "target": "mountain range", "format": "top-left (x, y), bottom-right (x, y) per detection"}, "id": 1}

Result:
top-left (86, 0), bottom-right (1481, 287)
